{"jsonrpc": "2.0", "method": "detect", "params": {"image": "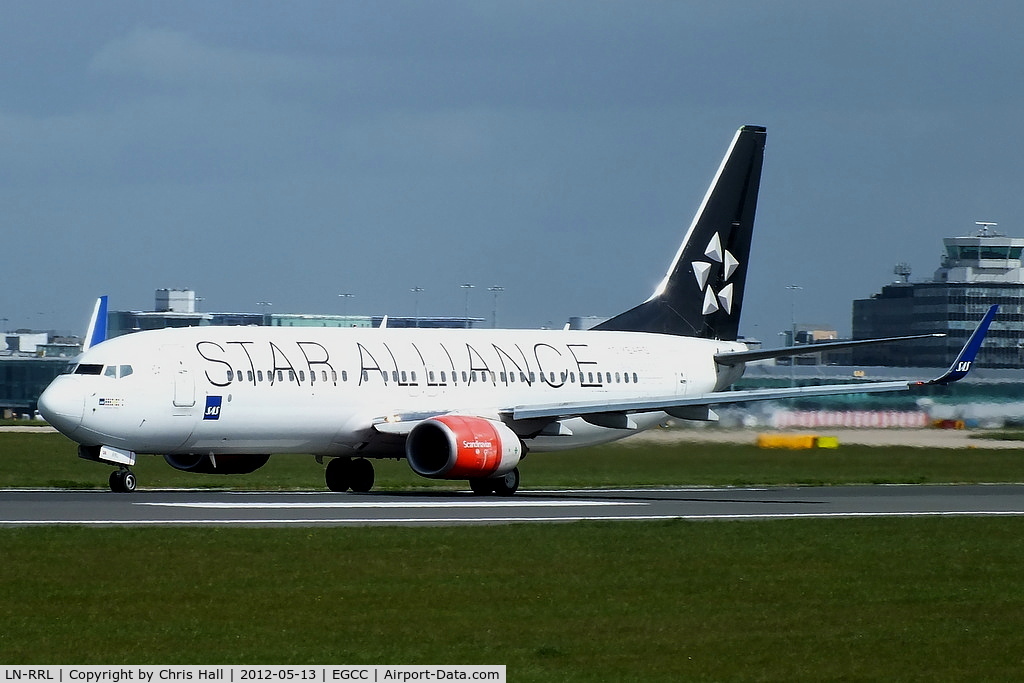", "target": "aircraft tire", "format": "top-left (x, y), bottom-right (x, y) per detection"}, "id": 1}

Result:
top-left (349, 458), bottom-right (375, 493)
top-left (469, 478), bottom-right (495, 495)
top-left (109, 469), bottom-right (136, 493)
top-left (492, 467), bottom-right (520, 496)
top-left (325, 457), bottom-right (352, 492)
